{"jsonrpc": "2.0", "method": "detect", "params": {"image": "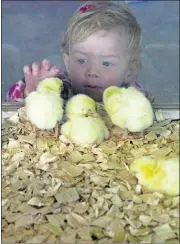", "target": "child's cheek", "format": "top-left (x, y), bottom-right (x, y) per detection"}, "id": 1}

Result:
top-left (102, 71), bottom-right (119, 86)
top-left (108, 68), bottom-right (126, 85)
top-left (72, 61), bottom-right (85, 74)
top-left (69, 65), bottom-right (85, 86)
